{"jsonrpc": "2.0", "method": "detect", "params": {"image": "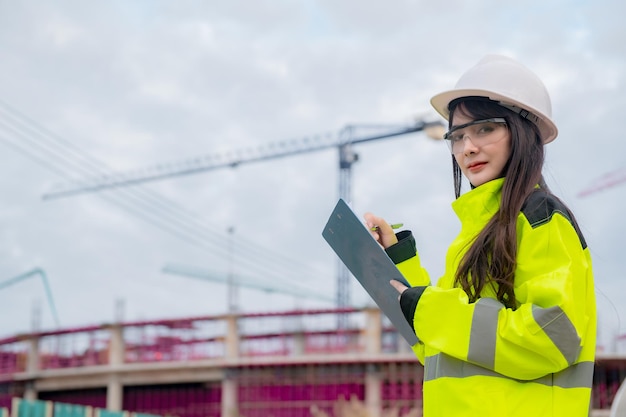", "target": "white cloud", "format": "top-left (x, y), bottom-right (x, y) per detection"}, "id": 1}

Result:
top-left (0, 0), bottom-right (624, 351)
